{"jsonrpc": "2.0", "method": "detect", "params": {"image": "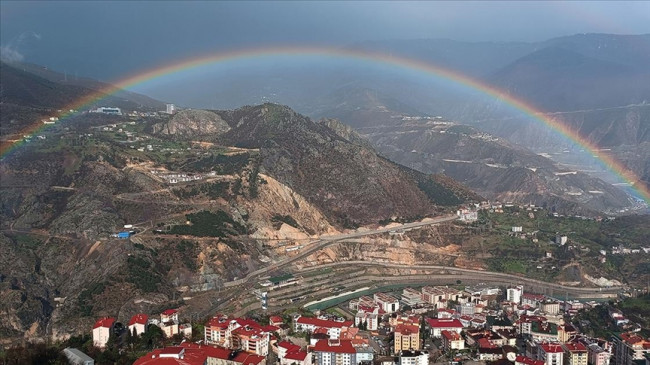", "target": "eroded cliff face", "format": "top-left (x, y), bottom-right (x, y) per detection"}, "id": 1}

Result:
top-left (295, 223), bottom-right (477, 269)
